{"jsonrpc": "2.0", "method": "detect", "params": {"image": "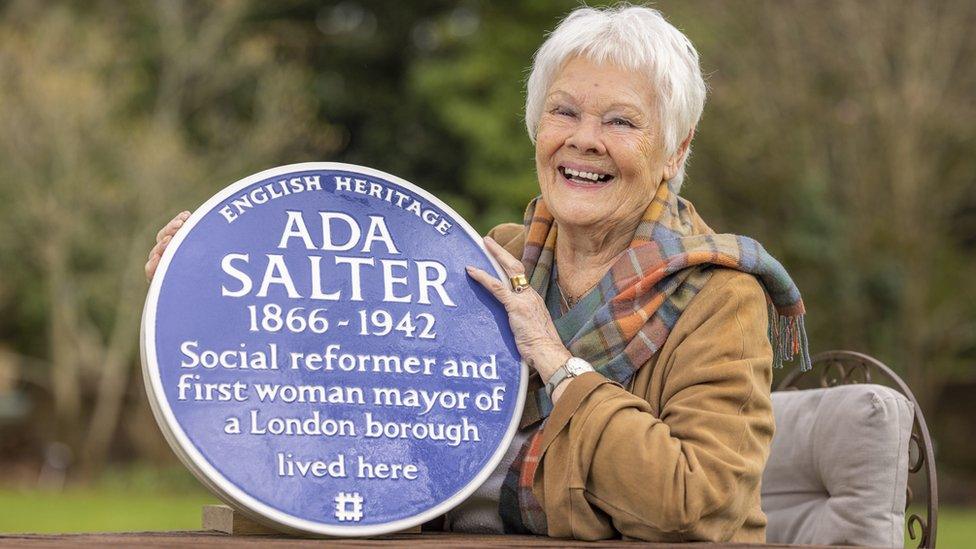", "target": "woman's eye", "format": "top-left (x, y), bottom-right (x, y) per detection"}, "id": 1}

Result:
top-left (608, 117), bottom-right (634, 127)
top-left (551, 107), bottom-right (577, 118)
